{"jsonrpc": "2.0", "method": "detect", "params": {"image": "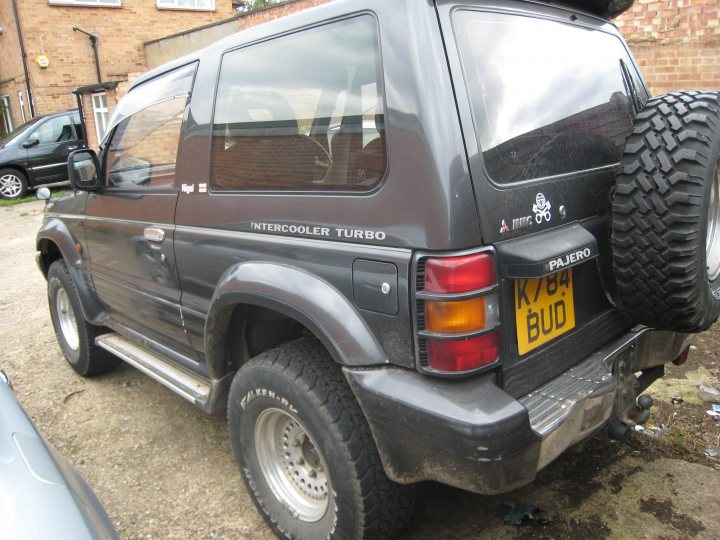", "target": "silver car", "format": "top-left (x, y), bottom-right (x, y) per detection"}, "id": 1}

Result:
top-left (0, 370), bottom-right (118, 540)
